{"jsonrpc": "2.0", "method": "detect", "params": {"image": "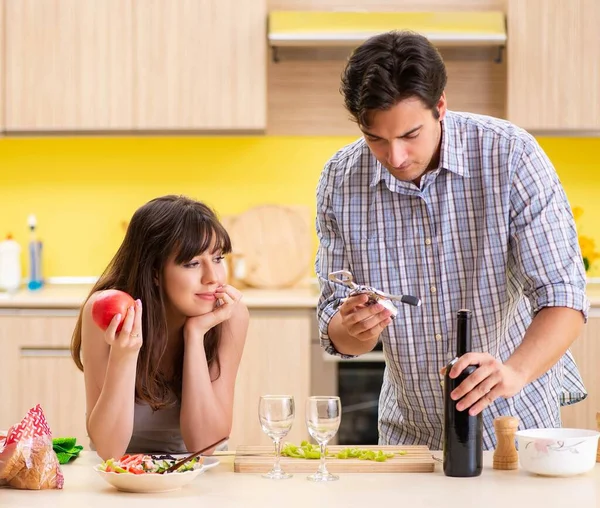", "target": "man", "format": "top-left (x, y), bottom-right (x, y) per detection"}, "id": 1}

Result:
top-left (315, 31), bottom-right (589, 450)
